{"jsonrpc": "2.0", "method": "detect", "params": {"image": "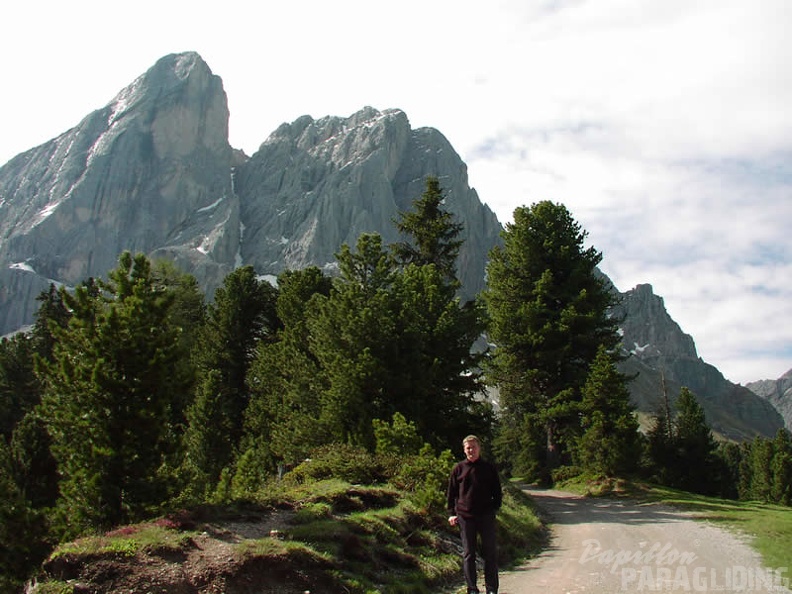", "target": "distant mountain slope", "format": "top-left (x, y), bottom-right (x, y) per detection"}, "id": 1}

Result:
top-left (613, 284), bottom-right (785, 440)
top-left (0, 51), bottom-right (784, 440)
top-left (746, 370), bottom-right (792, 431)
